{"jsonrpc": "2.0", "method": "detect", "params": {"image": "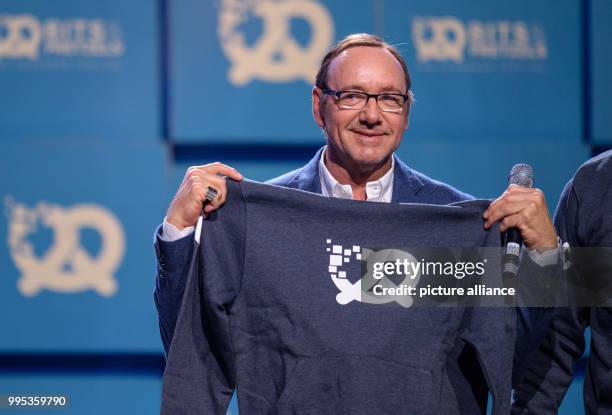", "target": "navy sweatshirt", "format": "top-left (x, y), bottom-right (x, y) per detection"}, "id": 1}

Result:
top-left (161, 180), bottom-right (515, 415)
